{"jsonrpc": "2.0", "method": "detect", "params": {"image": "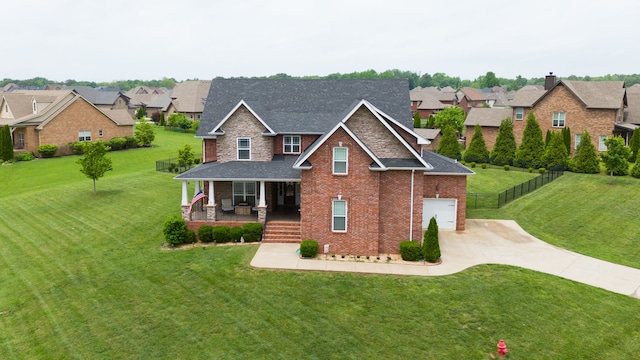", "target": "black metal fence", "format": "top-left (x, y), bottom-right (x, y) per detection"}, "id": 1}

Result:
top-left (156, 154), bottom-right (202, 173)
top-left (467, 169), bottom-right (564, 209)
